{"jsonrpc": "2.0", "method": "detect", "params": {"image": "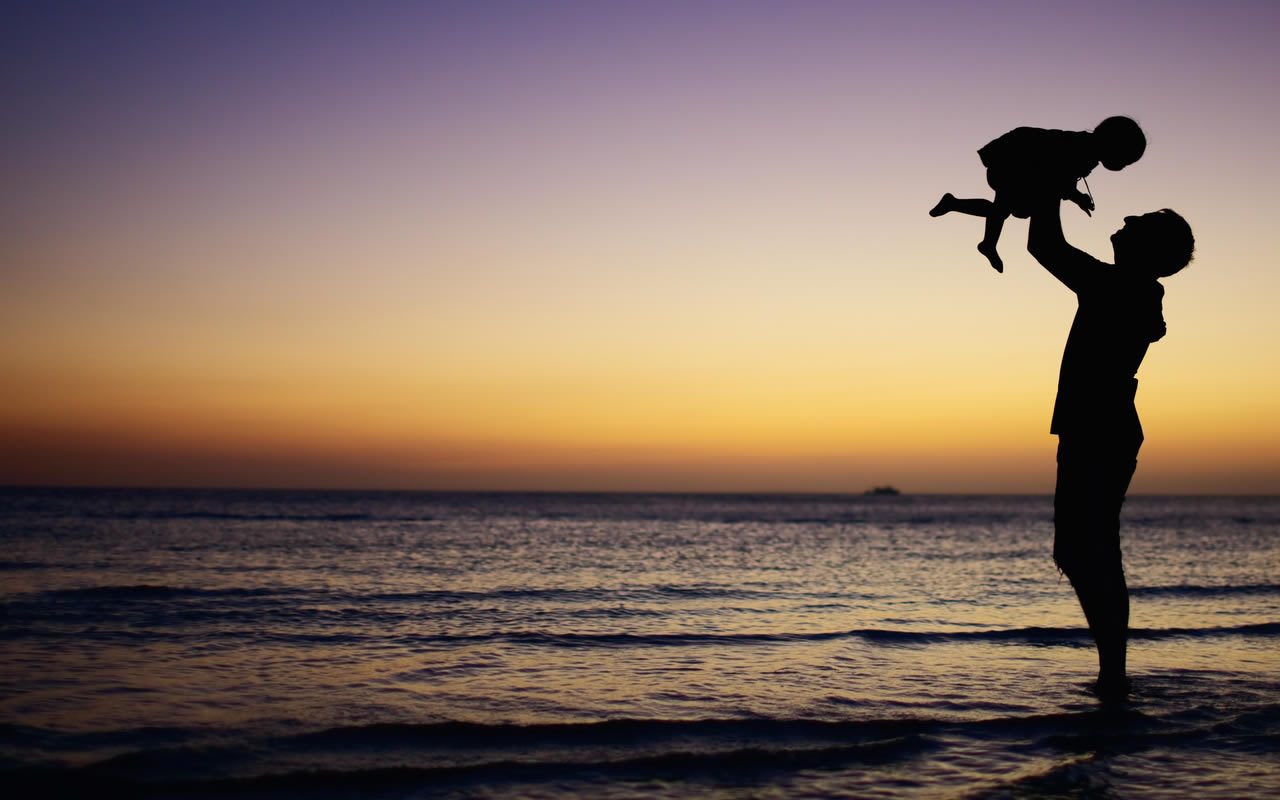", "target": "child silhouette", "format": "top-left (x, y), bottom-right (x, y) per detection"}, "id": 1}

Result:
top-left (930, 116), bottom-right (1146, 272)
